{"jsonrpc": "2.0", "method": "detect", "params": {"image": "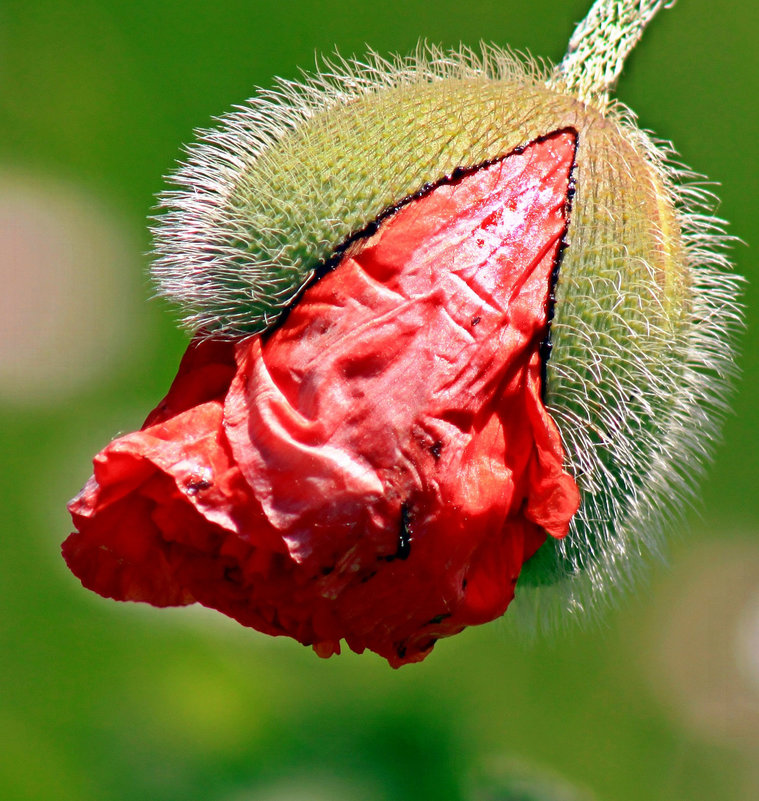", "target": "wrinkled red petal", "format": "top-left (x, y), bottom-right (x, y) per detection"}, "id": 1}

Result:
top-left (64, 131), bottom-right (580, 667)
